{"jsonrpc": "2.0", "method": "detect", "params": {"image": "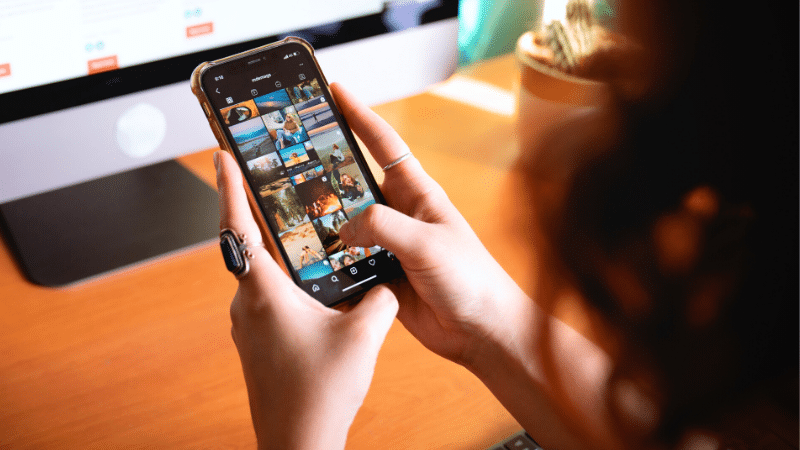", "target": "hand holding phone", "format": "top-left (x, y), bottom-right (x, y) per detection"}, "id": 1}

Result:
top-left (216, 146), bottom-right (399, 449)
top-left (202, 45), bottom-right (536, 448)
top-left (192, 37), bottom-right (403, 307)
